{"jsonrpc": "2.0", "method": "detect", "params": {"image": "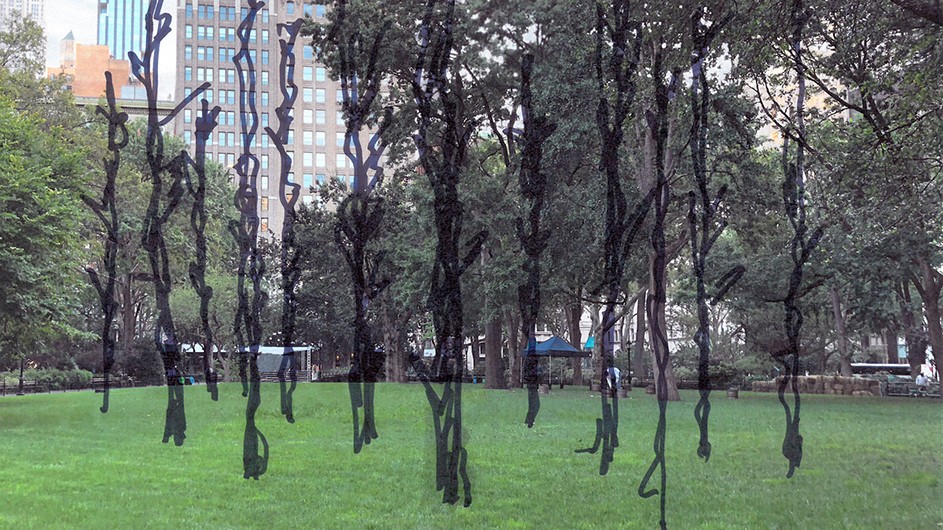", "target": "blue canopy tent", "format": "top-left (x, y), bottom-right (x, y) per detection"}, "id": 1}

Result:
top-left (520, 336), bottom-right (589, 388)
